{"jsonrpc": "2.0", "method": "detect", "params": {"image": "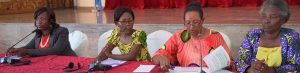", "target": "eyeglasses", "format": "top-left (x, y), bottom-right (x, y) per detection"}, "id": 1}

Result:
top-left (116, 20), bottom-right (134, 25)
top-left (36, 16), bottom-right (49, 22)
top-left (260, 15), bottom-right (281, 20)
top-left (184, 19), bottom-right (202, 26)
